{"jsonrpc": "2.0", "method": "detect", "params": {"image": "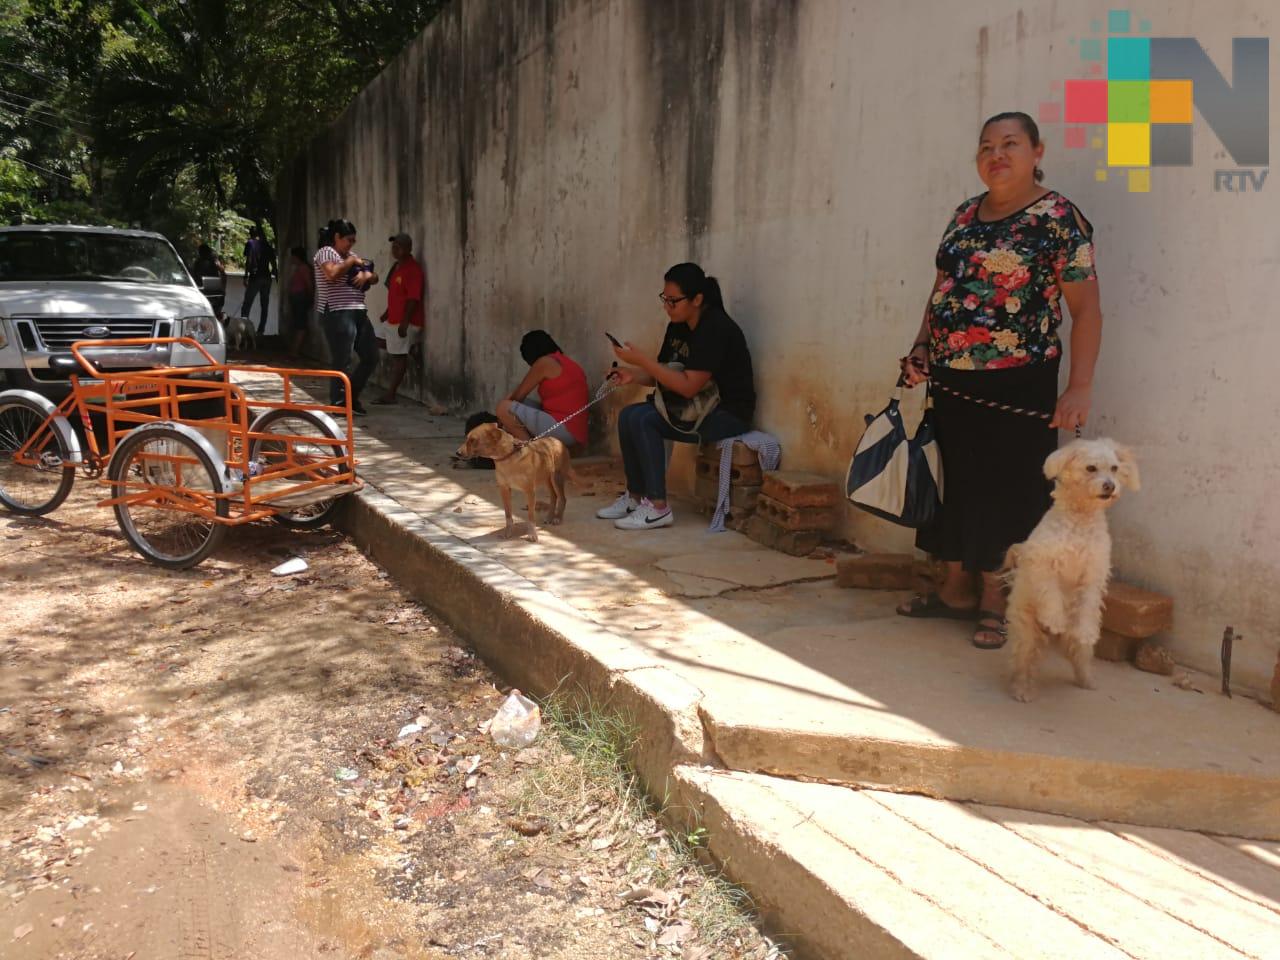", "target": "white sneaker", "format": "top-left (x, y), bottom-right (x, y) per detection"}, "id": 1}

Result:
top-left (596, 492), bottom-right (638, 520)
top-left (614, 499), bottom-right (674, 530)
